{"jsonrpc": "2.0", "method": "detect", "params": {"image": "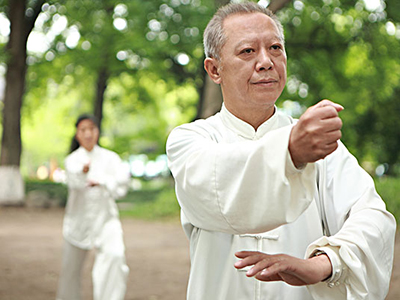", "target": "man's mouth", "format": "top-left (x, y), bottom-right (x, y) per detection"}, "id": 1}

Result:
top-left (252, 78), bottom-right (278, 85)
